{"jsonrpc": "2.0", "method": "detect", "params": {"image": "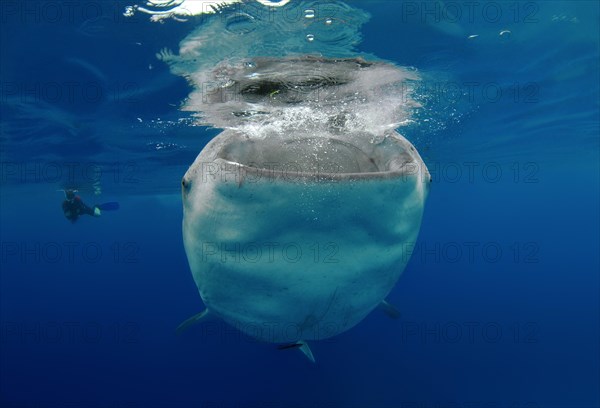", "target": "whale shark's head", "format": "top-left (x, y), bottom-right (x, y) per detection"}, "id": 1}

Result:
top-left (181, 128), bottom-right (429, 343)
